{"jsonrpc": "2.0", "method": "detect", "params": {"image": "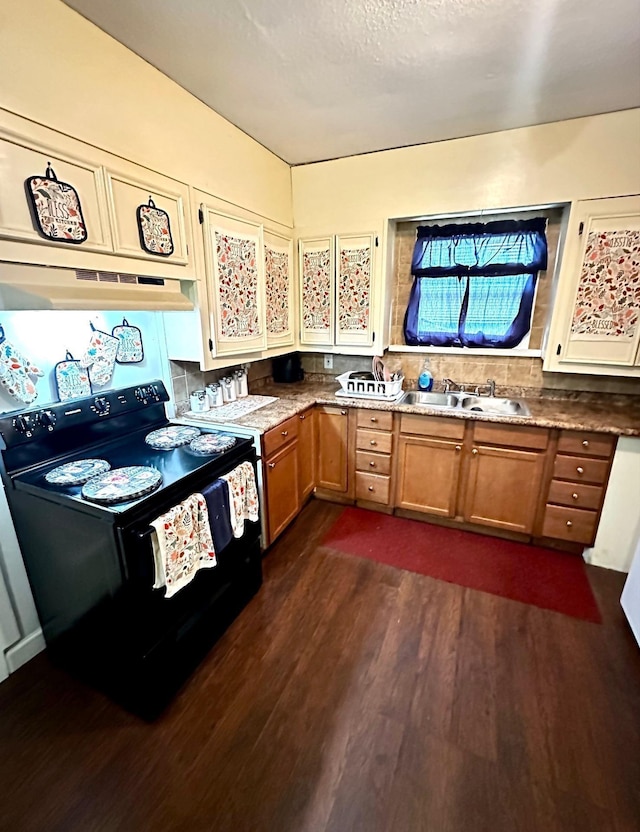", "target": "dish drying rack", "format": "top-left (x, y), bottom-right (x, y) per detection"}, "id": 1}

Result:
top-left (335, 371), bottom-right (404, 401)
